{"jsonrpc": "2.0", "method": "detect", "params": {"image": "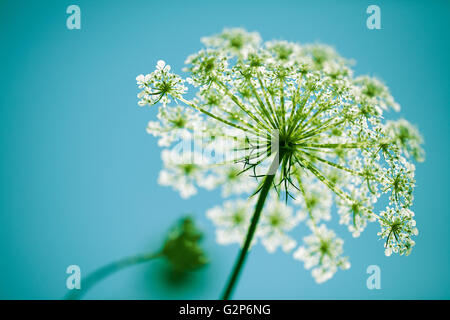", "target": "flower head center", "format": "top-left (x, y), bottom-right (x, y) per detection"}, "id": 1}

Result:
top-left (170, 116), bottom-right (187, 128)
top-left (179, 163), bottom-right (196, 175)
top-left (230, 35), bottom-right (244, 49)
